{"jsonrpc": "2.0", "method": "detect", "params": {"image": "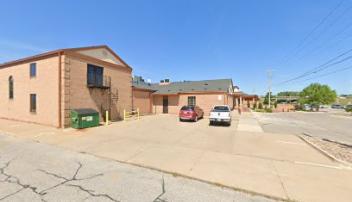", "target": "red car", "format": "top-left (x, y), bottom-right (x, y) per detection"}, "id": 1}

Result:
top-left (179, 105), bottom-right (204, 122)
